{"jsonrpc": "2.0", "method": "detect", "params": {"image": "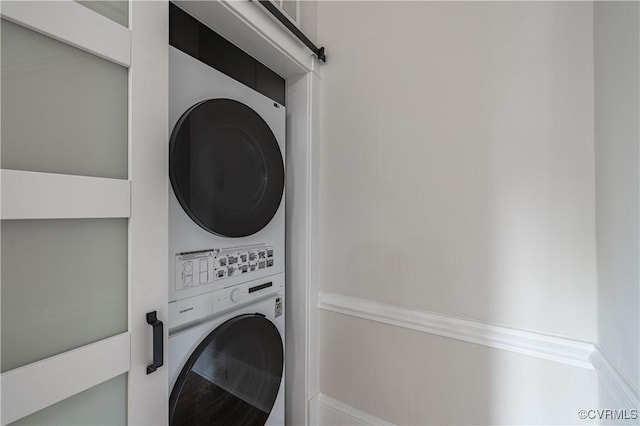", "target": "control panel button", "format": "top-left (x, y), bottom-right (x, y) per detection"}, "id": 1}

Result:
top-left (267, 259), bottom-right (274, 267)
